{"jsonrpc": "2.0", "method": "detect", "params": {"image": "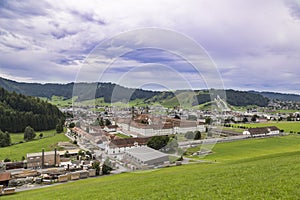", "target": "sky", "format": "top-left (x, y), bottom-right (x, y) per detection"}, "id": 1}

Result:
top-left (0, 0), bottom-right (300, 94)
